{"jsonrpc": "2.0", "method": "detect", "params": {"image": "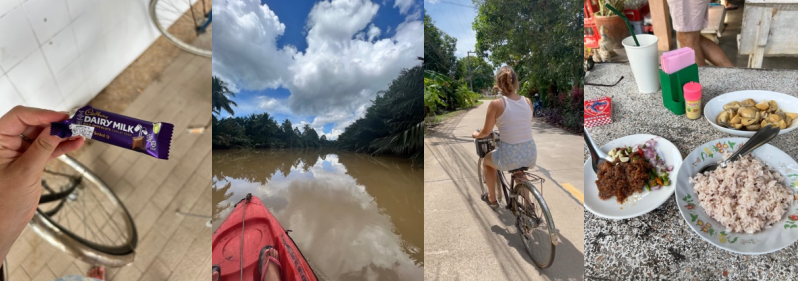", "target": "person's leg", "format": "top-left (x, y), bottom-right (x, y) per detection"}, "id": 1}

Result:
top-left (483, 151), bottom-right (498, 203)
top-left (699, 35), bottom-right (734, 67)
top-left (676, 31), bottom-right (707, 66)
